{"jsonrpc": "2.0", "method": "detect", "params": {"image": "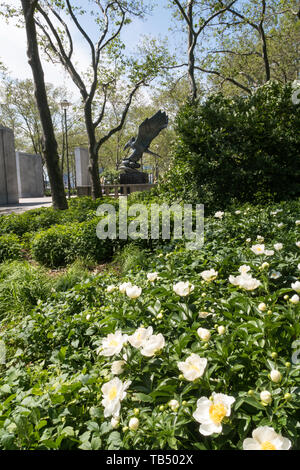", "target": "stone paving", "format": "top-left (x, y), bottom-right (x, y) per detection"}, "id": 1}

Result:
top-left (0, 197), bottom-right (53, 215)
